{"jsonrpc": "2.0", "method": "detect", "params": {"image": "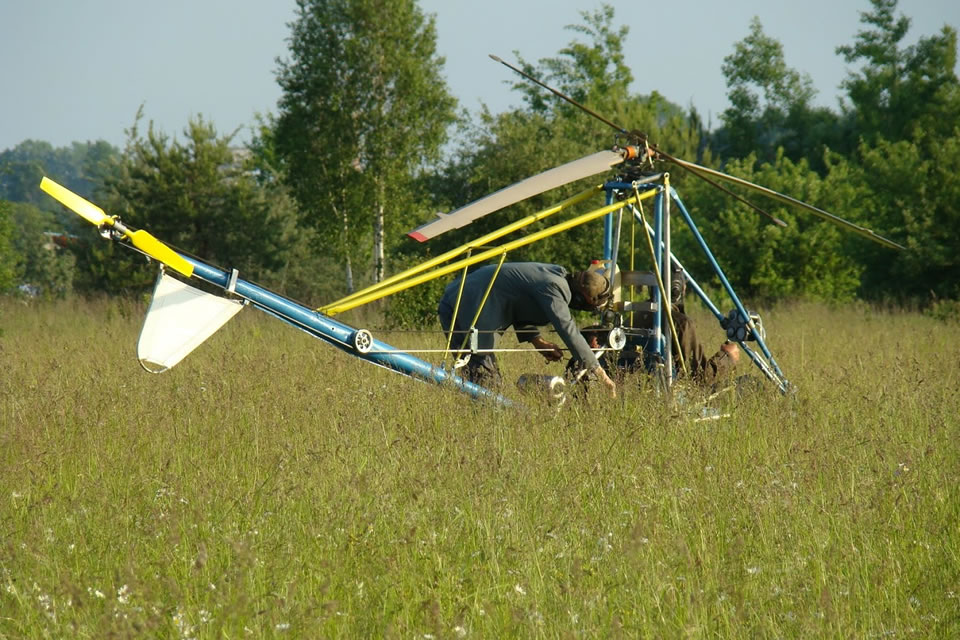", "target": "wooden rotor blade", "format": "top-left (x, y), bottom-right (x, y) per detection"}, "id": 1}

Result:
top-left (407, 149), bottom-right (624, 242)
top-left (671, 159), bottom-right (905, 250)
